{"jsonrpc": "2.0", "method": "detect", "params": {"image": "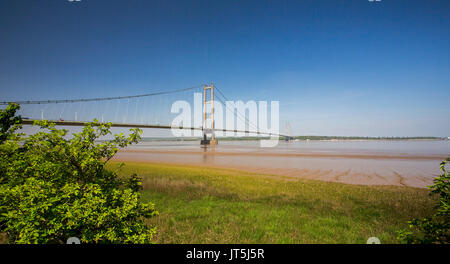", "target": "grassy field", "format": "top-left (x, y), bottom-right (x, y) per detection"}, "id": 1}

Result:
top-left (108, 161), bottom-right (436, 244)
